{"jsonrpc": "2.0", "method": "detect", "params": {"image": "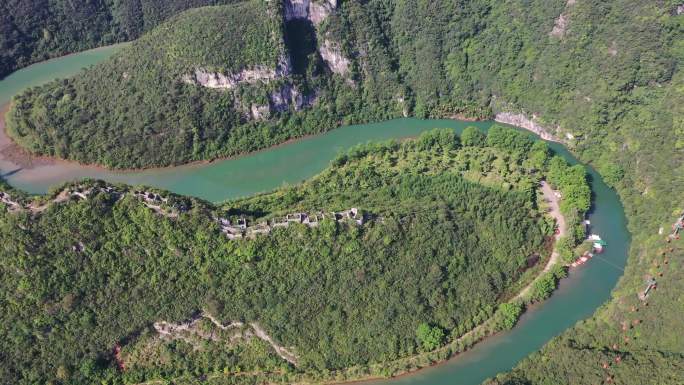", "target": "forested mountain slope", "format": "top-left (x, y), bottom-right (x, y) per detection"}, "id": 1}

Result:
top-left (6, 0), bottom-right (683, 172)
top-left (475, 1), bottom-right (684, 384)
top-left (0, 130), bottom-right (567, 384)
top-left (8, 1), bottom-right (305, 167)
top-left (0, 0), bottom-right (241, 79)
top-left (1, 0), bottom-right (682, 384)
